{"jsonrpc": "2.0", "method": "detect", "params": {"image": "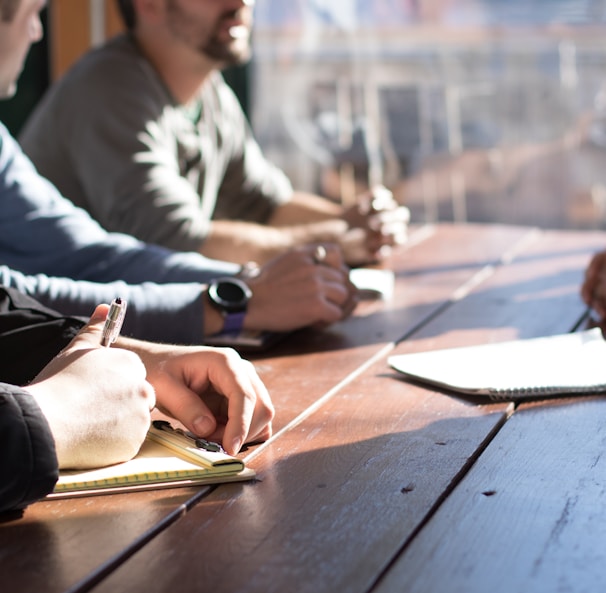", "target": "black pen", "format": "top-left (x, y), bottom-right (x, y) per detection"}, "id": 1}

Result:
top-left (101, 297), bottom-right (127, 347)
